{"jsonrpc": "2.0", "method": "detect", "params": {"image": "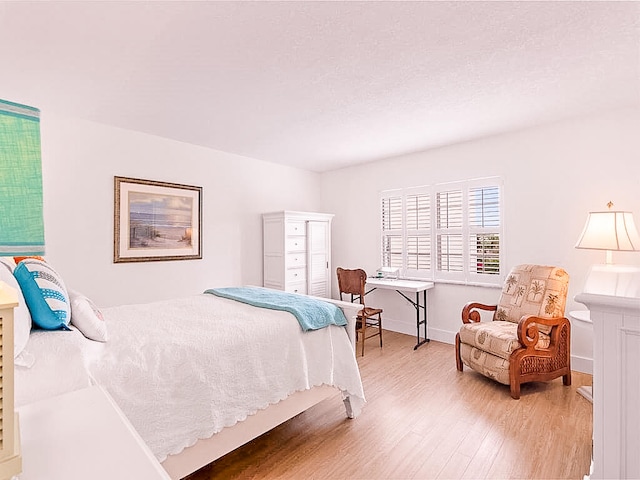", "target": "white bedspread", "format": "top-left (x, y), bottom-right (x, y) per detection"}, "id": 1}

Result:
top-left (16, 293), bottom-right (365, 463)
